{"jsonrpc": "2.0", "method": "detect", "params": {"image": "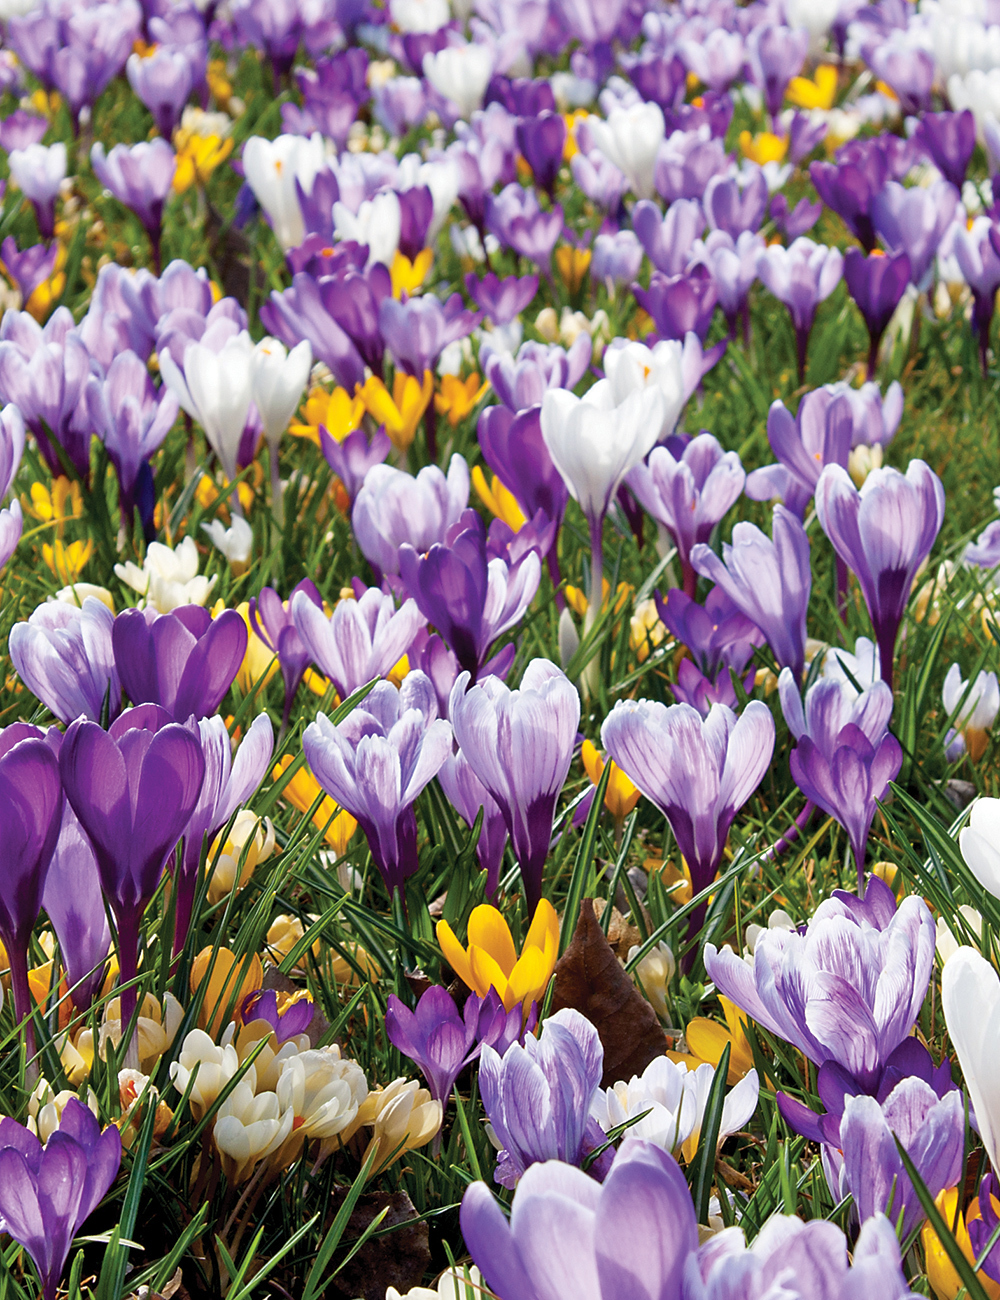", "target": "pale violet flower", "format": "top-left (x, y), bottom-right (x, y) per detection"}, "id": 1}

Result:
top-left (942, 662), bottom-right (1000, 760)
